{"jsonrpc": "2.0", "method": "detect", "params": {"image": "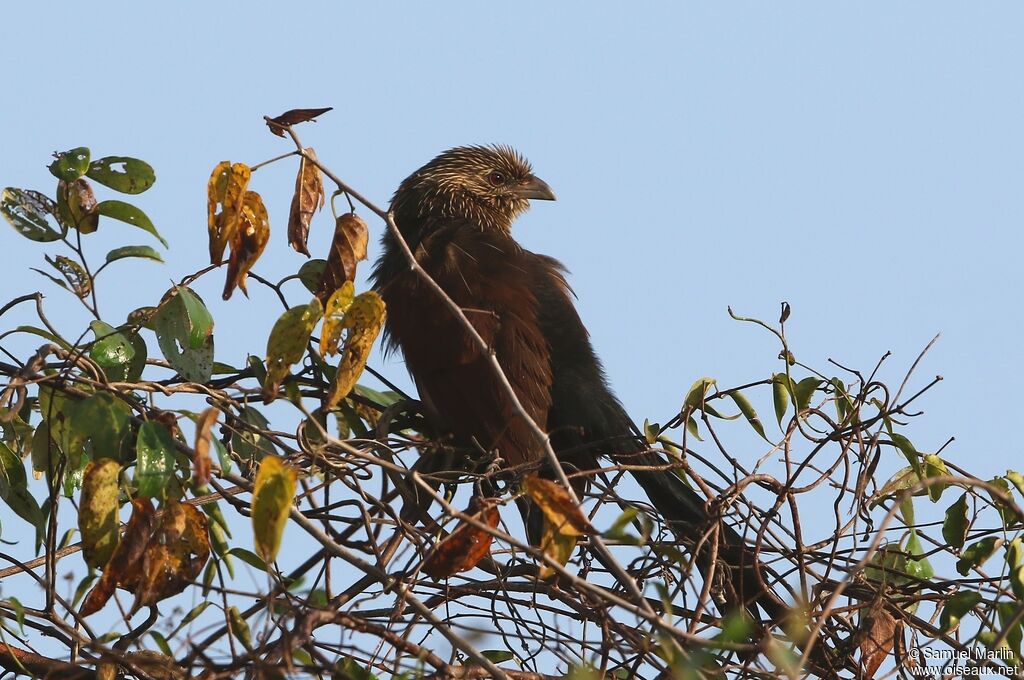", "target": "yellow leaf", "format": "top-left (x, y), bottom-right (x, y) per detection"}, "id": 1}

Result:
top-left (319, 281), bottom-right (355, 356)
top-left (262, 299), bottom-right (324, 403)
top-left (79, 458), bottom-right (122, 568)
top-left (222, 191), bottom-right (270, 300)
top-left (192, 407), bottom-right (219, 486)
top-left (207, 161), bottom-right (251, 264)
top-left (324, 291), bottom-right (385, 408)
top-left (251, 455), bottom-right (297, 563)
top-left (523, 476), bottom-right (594, 578)
top-left (287, 148), bottom-right (324, 257)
